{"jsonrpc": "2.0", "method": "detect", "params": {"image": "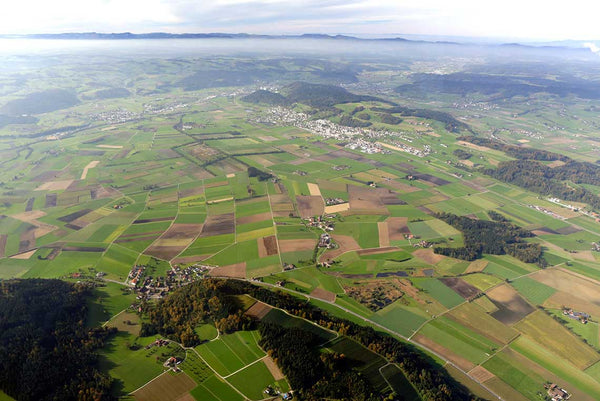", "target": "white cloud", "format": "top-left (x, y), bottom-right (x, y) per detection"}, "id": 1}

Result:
top-left (1, 0), bottom-right (600, 40)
